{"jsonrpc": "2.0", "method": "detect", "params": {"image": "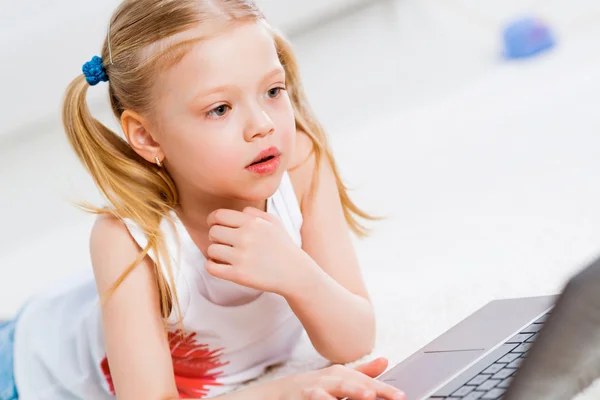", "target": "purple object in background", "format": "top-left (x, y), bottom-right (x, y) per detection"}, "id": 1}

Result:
top-left (503, 17), bottom-right (556, 59)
